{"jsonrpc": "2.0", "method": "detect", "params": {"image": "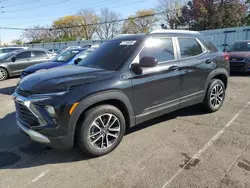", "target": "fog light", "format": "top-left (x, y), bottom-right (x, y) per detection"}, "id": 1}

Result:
top-left (45, 106), bottom-right (56, 118)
